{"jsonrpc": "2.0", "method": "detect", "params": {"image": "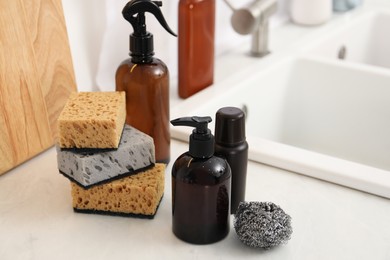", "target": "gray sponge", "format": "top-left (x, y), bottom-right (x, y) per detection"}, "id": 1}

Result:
top-left (57, 125), bottom-right (155, 188)
top-left (234, 201), bottom-right (292, 249)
